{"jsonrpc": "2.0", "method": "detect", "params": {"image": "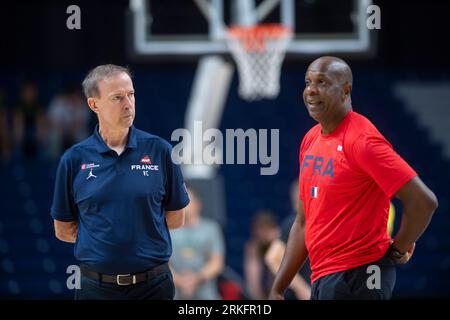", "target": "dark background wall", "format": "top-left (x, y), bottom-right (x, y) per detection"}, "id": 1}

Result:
top-left (2, 0), bottom-right (450, 68)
